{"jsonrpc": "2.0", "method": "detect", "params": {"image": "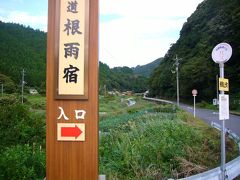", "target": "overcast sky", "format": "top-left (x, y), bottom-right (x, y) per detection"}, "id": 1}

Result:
top-left (0, 0), bottom-right (204, 67)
